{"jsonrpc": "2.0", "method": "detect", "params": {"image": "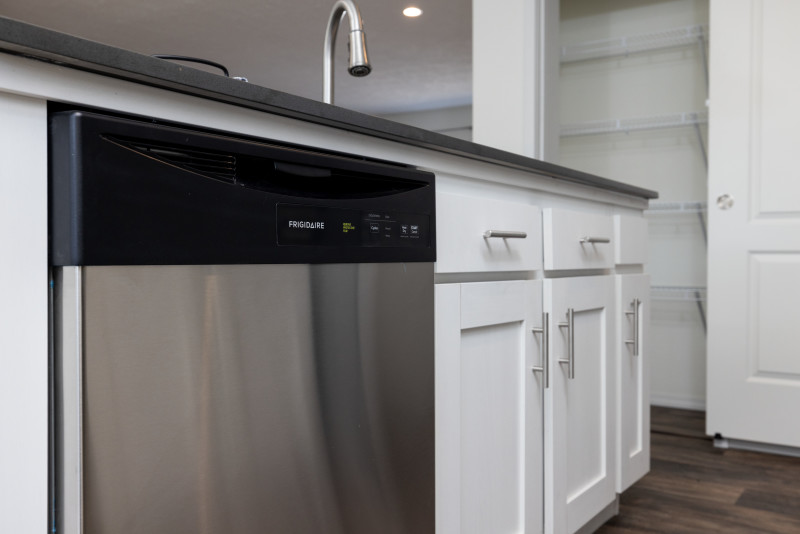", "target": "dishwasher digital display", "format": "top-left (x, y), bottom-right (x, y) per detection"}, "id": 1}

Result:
top-left (276, 203), bottom-right (429, 247)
